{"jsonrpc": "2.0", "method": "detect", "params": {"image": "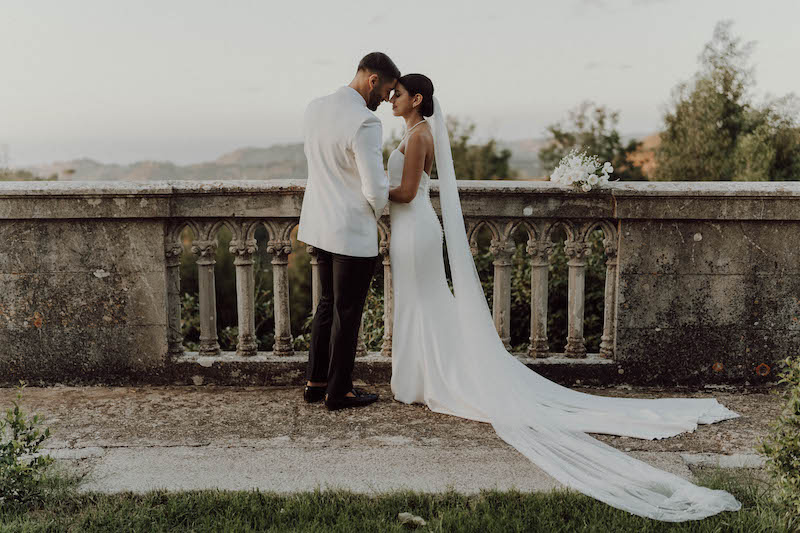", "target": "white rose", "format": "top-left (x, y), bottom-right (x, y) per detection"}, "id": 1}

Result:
top-left (603, 162), bottom-right (613, 174)
top-left (587, 174), bottom-right (599, 186)
top-left (581, 183), bottom-right (592, 192)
